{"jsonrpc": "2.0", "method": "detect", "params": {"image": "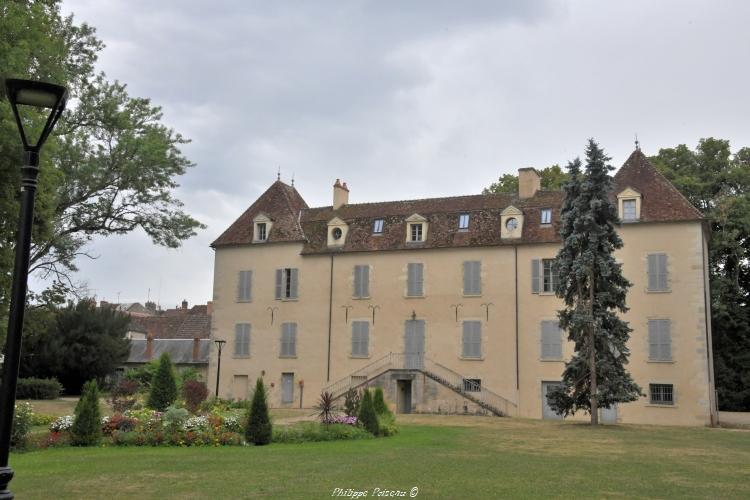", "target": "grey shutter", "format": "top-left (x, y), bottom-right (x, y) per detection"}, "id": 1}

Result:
top-left (474, 262), bottom-right (481, 295)
top-left (661, 320), bottom-right (671, 360)
top-left (541, 321), bottom-right (561, 359)
top-left (354, 265), bottom-right (369, 298)
top-left (354, 266), bottom-right (361, 297)
top-left (463, 261), bottom-right (480, 295)
top-left (462, 321), bottom-right (481, 358)
top-left (234, 324), bottom-right (242, 355)
top-left (362, 266), bottom-right (369, 297)
top-left (463, 262), bottom-right (471, 295)
top-left (237, 272), bottom-right (243, 301)
top-left (290, 322), bottom-right (297, 356)
top-left (275, 269), bottom-right (283, 299)
top-left (415, 263), bottom-right (423, 296)
top-left (352, 321), bottom-right (369, 356)
top-left (352, 322), bottom-right (359, 355)
top-left (237, 271), bottom-right (252, 301)
top-left (648, 320), bottom-right (658, 360)
top-left (658, 254), bottom-right (668, 290)
top-left (531, 259), bottom-right (541, 294)
top-left (289, 268), bottom-right (299, 299)
top-left (408, 263), bottom-right (423, 296)
top-left (234, 324), bottom-right (250, 356)
top-left (647, 254), bottom-right (658, 290)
